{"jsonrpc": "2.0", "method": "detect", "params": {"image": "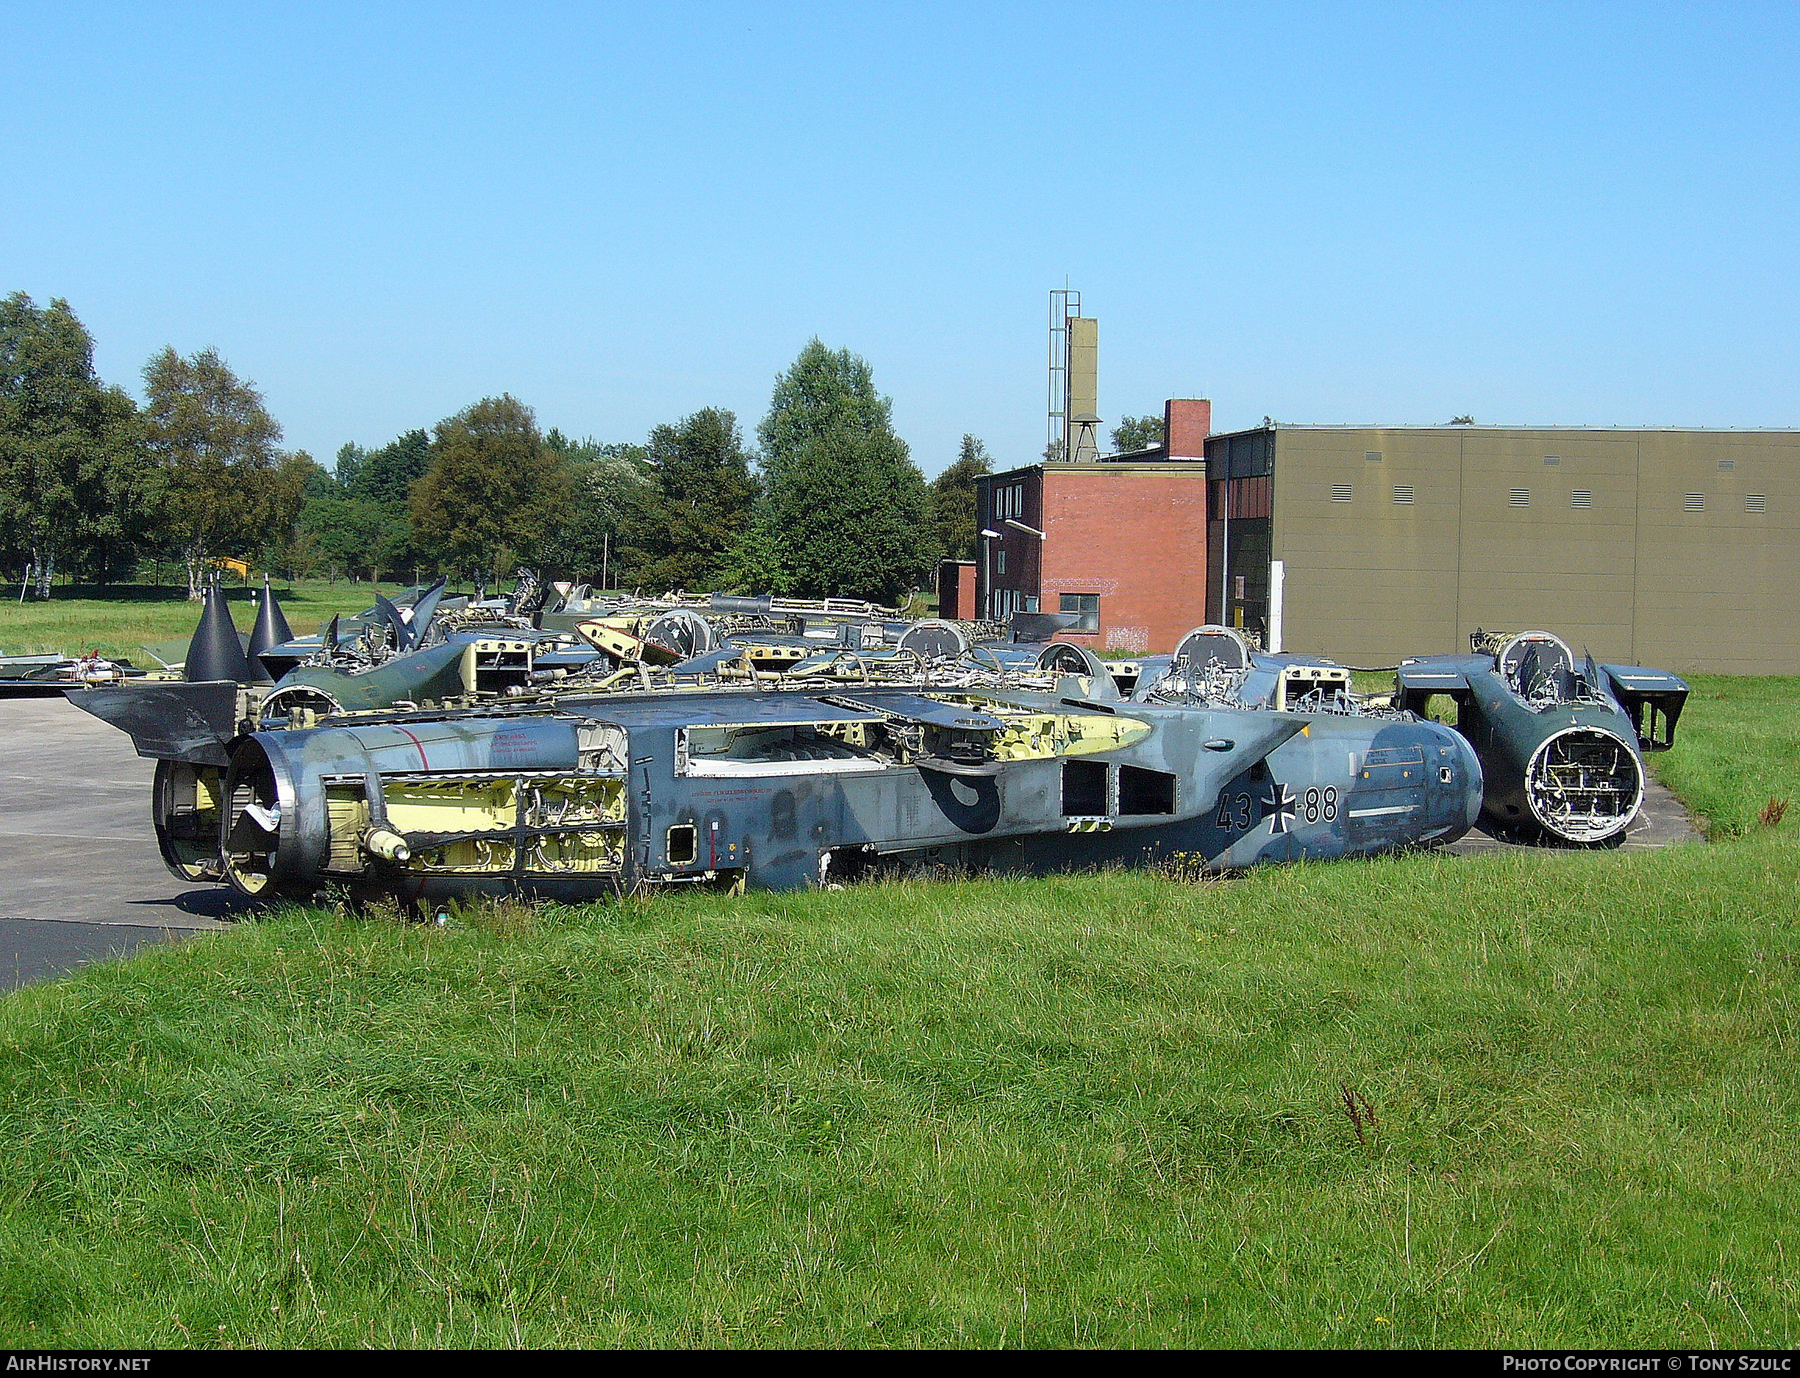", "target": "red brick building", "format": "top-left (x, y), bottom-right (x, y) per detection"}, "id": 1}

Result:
top-left (934, 559), bottom-right (977, 620)
top-left (975, 399), bottom-right (1212, 654)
